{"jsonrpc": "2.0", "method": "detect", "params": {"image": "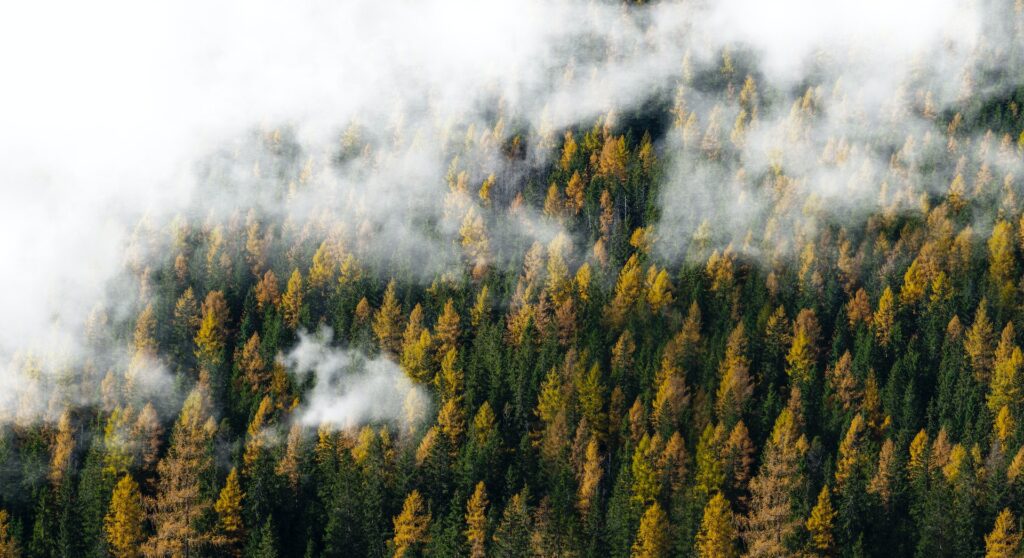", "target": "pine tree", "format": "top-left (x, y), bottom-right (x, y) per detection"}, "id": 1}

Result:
top-left (989, 332), bottom-right (1024, 415)
top-left (560, 131), bottom-right (577, 171)
top-left (565, 171), bottom-right (585, 215)
top-left (434, 299), bottom-right (461, 362)
top-left (49, 410), bottom-right (75, 488)
top-left (308, 239), bottom-right (338, 292)
top-left (599, 135), bottom-right (628, 182)
top-left (721, 421), bottom-right (755, 504)
top-left (578, 438), bottom-right (604, 516)
top-left (989, 219), bottom-right (1017, 305)
top-left (608, 255), bottom-right (643, 327)
top-left (966, 301), bottom-right (996, 382)
top-left (786, 317), bottom-right (818, 386)
top-left (254, 270), bottom-right (280, 311)
top-left (646, 268), bottom-right (675, 314)
top-left (834, 414), bottom-right (868, 489)
top-left (253, 518), bottom-right (278, 558)
top-left (716, 323), bottom-right (753, 426)
top-left (631, 433), bottom-right (663, 506)
top-left (694, 425), bottom-right (725, 500)
top-left (873, 287), bottom-right (896, 348)
top-left (237, 332), bottom-right (267, 395)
